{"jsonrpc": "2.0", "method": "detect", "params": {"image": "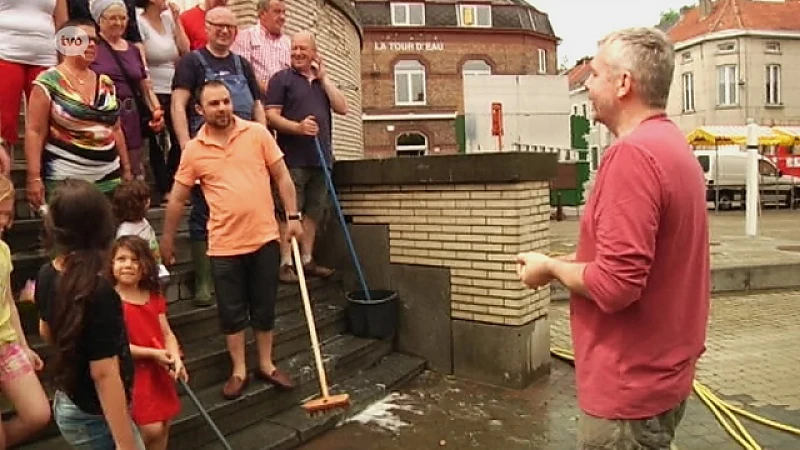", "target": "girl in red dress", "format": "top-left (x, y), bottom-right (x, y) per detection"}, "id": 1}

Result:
top-left (110, 235), bottom-right (186, 450)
